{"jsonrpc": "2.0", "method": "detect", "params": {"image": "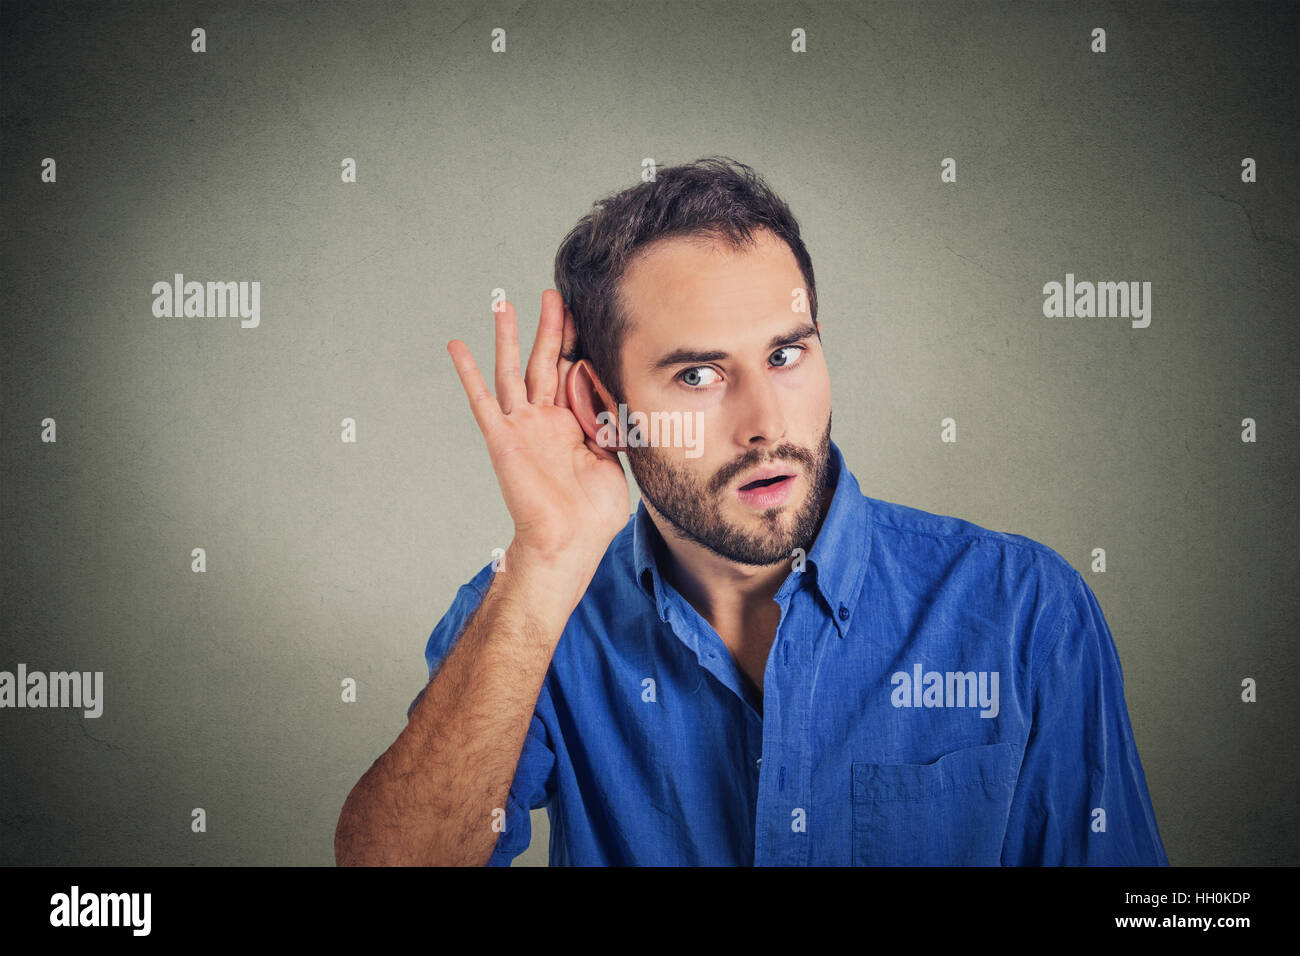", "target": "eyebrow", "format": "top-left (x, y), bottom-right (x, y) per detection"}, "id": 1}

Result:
top-left (648, 322), bottom-right (820, 373)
